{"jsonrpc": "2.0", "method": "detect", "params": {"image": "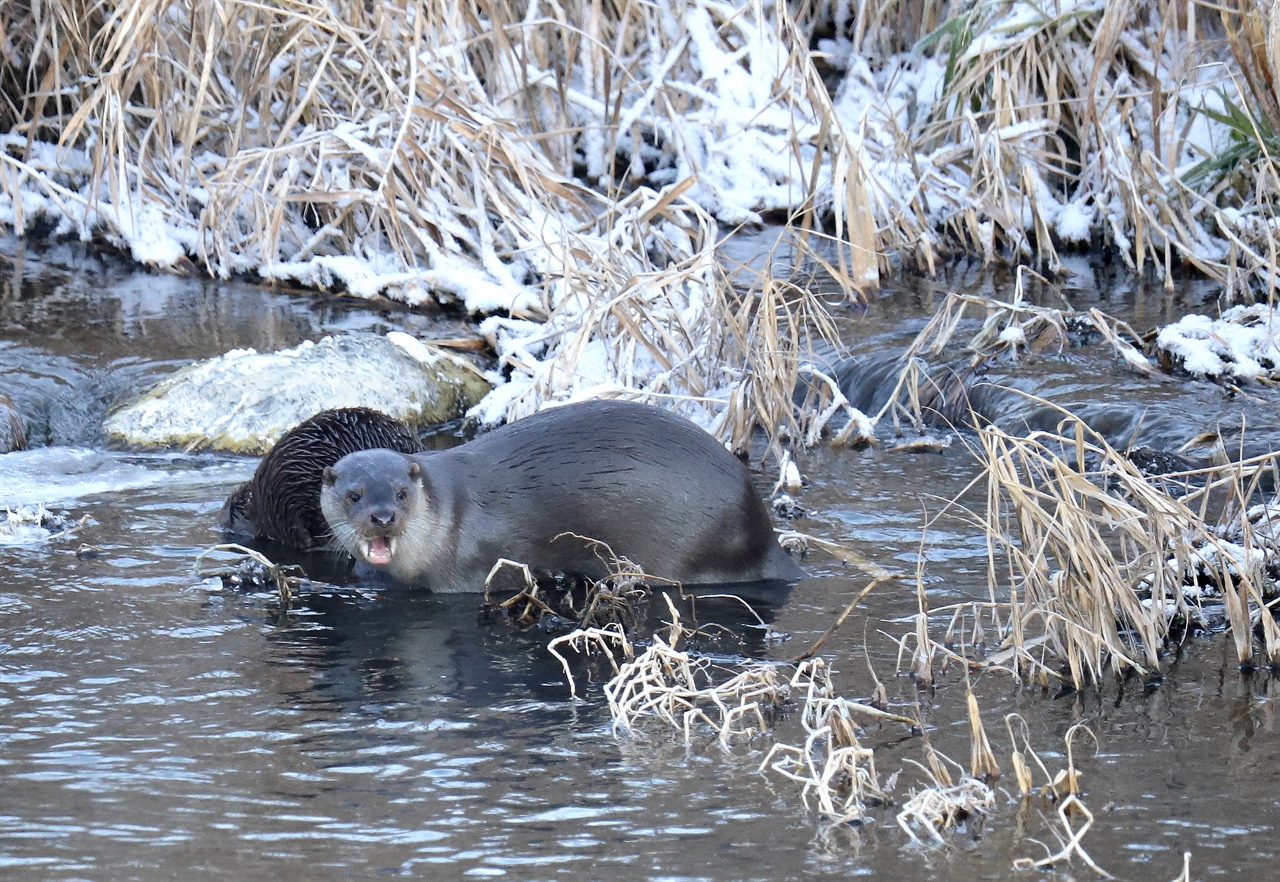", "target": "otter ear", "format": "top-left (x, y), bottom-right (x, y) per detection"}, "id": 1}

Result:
top-left (408, 462), bottom-right (422, 481)
top-left (322, 466), bottom-right (337, 487)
